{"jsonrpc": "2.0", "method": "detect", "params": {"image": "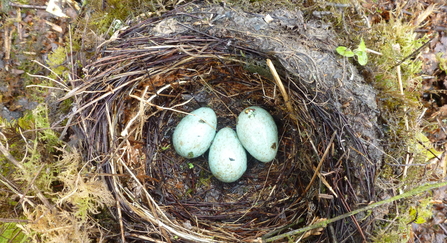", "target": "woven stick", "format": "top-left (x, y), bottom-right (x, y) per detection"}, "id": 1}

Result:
top-left (266, 59), bottom-right (296, 120)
